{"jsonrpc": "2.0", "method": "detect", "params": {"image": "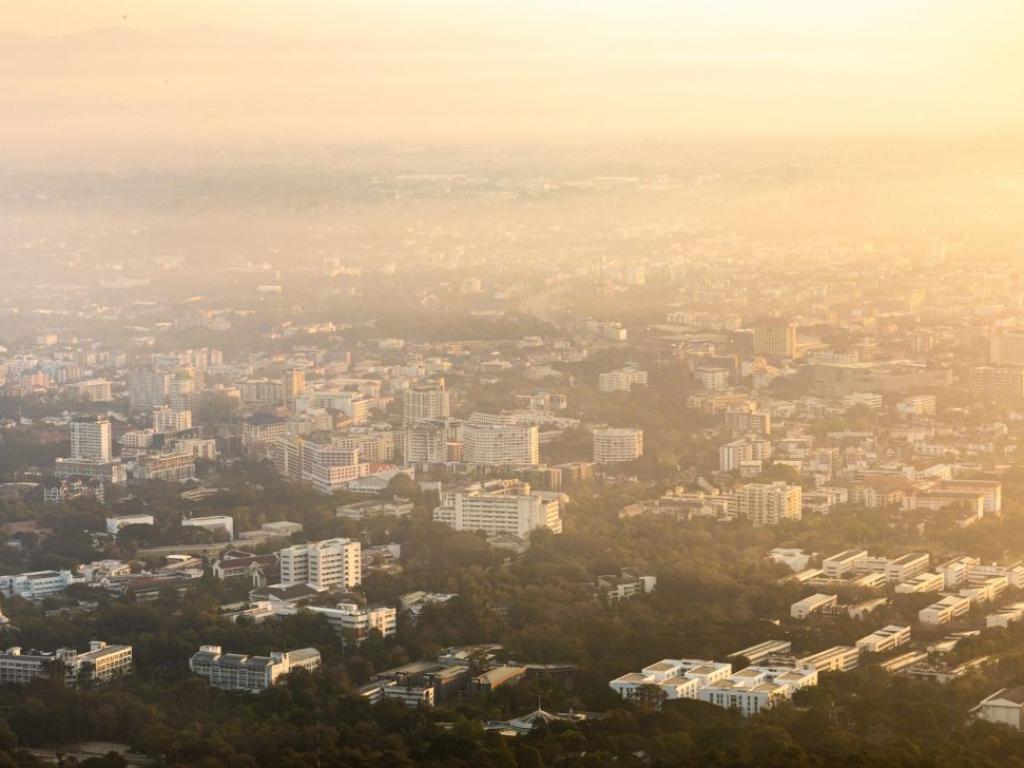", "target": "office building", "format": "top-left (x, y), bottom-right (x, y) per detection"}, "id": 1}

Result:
top-left (990, 329), bottom-right (1024, 366)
